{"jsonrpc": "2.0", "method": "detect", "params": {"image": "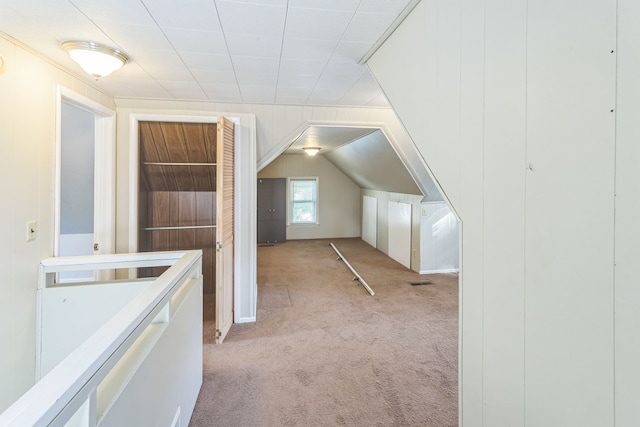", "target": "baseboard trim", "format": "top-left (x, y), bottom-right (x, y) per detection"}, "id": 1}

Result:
top-left (236, 316), bottom-right (257, 324)
top-left (419, 268), bottom-right (459, 274)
